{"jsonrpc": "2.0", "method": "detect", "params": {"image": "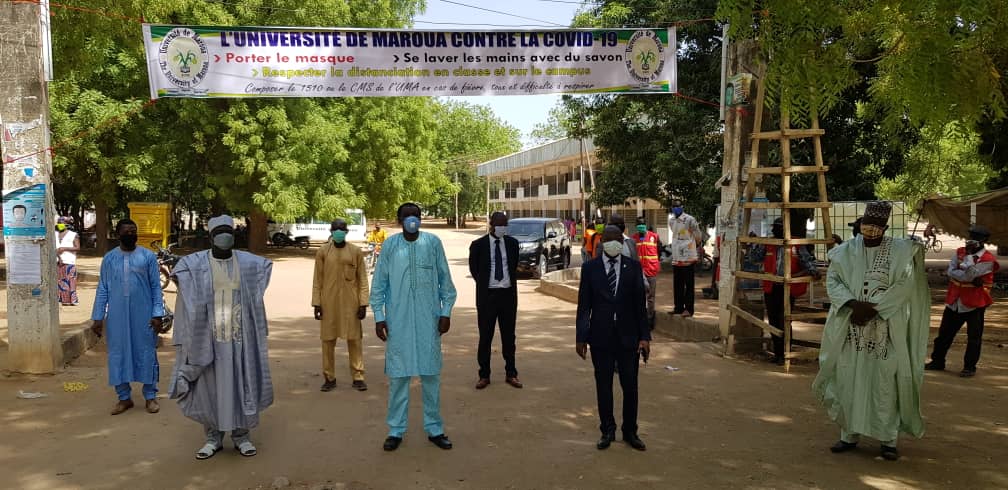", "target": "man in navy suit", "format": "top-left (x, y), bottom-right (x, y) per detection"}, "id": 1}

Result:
top-left (469, 212), bottom-right (523, 390)
top-left (576, 225), bottom-right (651, 451)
